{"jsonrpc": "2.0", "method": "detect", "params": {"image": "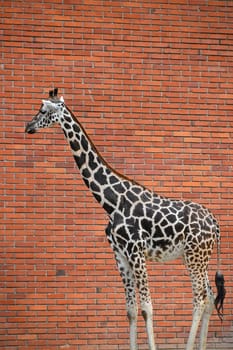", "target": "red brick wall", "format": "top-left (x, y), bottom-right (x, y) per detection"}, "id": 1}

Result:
top-left (1, 1), bottom-right (233, 349)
